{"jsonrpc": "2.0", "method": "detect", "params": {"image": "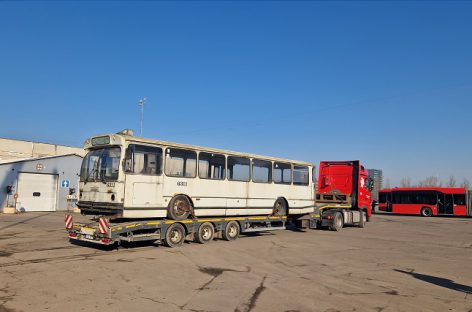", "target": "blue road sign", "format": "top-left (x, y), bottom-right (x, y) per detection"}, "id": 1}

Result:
top-left (61, 180), bottom-right (70, 188)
